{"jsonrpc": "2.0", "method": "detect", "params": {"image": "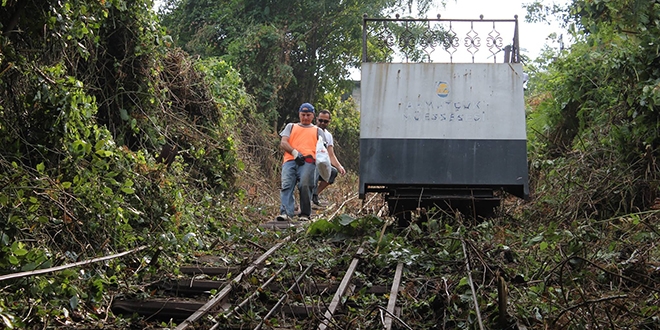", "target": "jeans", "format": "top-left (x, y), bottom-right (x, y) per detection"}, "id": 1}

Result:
top-left (280, 160), bottom-right (316, 217)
